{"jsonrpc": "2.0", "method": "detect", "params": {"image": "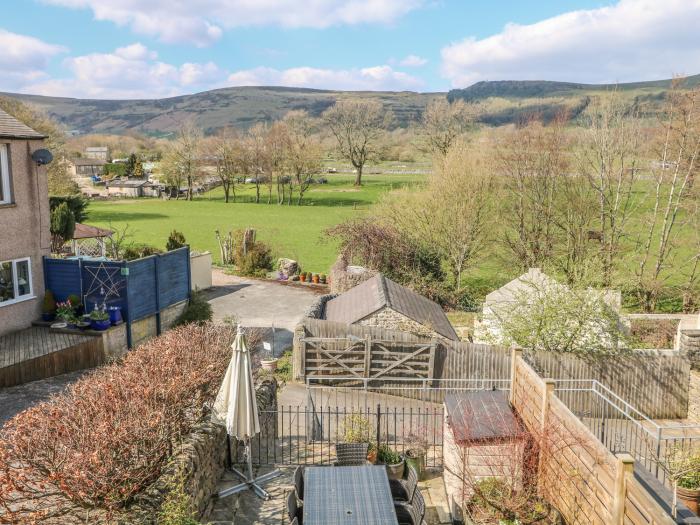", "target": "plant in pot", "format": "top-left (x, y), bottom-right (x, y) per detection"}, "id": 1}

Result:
top-left (404, 431), bottom-right (429, 480)
top-left (377, 443), bottom-right (405, 480)
top-left (89, 307), bottom-right (111, 331)
top-left (336, 414), bottom-right (373, 465)
top-left (67, 294), bottom-right (83, 315)
top-left (312, 273), bottom-right (320, 284)
top-left (56, 300), bottom-right (77, 328)
top-left (42, 290), bottom-right (56, 321)
top-left (656, 444), bottom-right (700, 517)
top-left (319, 273), bottom-right (327, 284)
top-left (300, 272), bottom-right (307, 283)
